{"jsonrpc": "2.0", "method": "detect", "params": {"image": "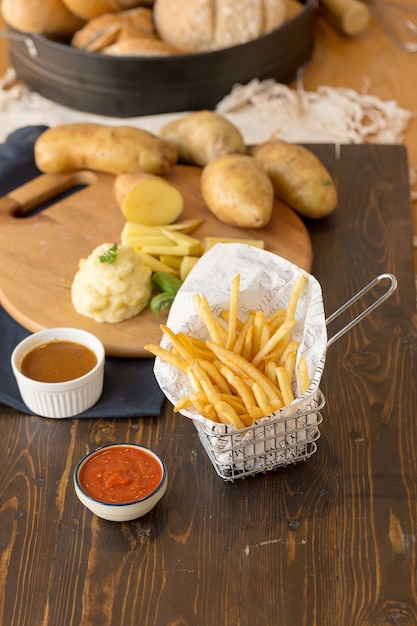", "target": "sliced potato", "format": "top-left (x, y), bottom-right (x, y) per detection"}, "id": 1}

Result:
top-left (160, 228), bottom-right (204, 255)
top-left (180, 255), bottom-right (200, 281)
top-left (135, 250), bottom-right (179, 275)
top-left (159, 254), bottom-right (182, 269)
top-left (163, 218), bottom-right (204, 233)
top-left (121, 222), bottom-right (163, 238)
top-left (121, 220), bottom-right (204, 273)
top-left (114, 171), bottom-right (184, 224)
top-left (203, 236), bottom-right (265, 251)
